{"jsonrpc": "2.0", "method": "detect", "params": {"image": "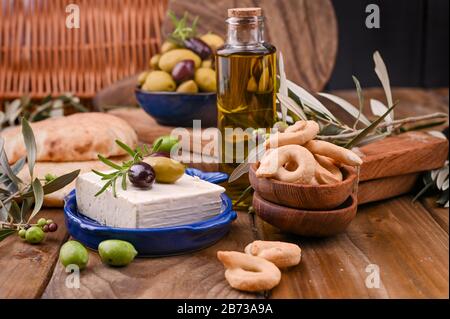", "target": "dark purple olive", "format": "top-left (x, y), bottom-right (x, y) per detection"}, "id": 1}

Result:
top-left (48, 223), bottom-right (58, 232)
top-left (42, 225), bottom-right (50, 233)
top-left (151, 151), bottom-right (171, 158)
top-left (128, 162), bottom-right (156, 188)
top-left (172, 60), bottom-right (195, 83)
top-left (184, 37), bottom-right (212, 60)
